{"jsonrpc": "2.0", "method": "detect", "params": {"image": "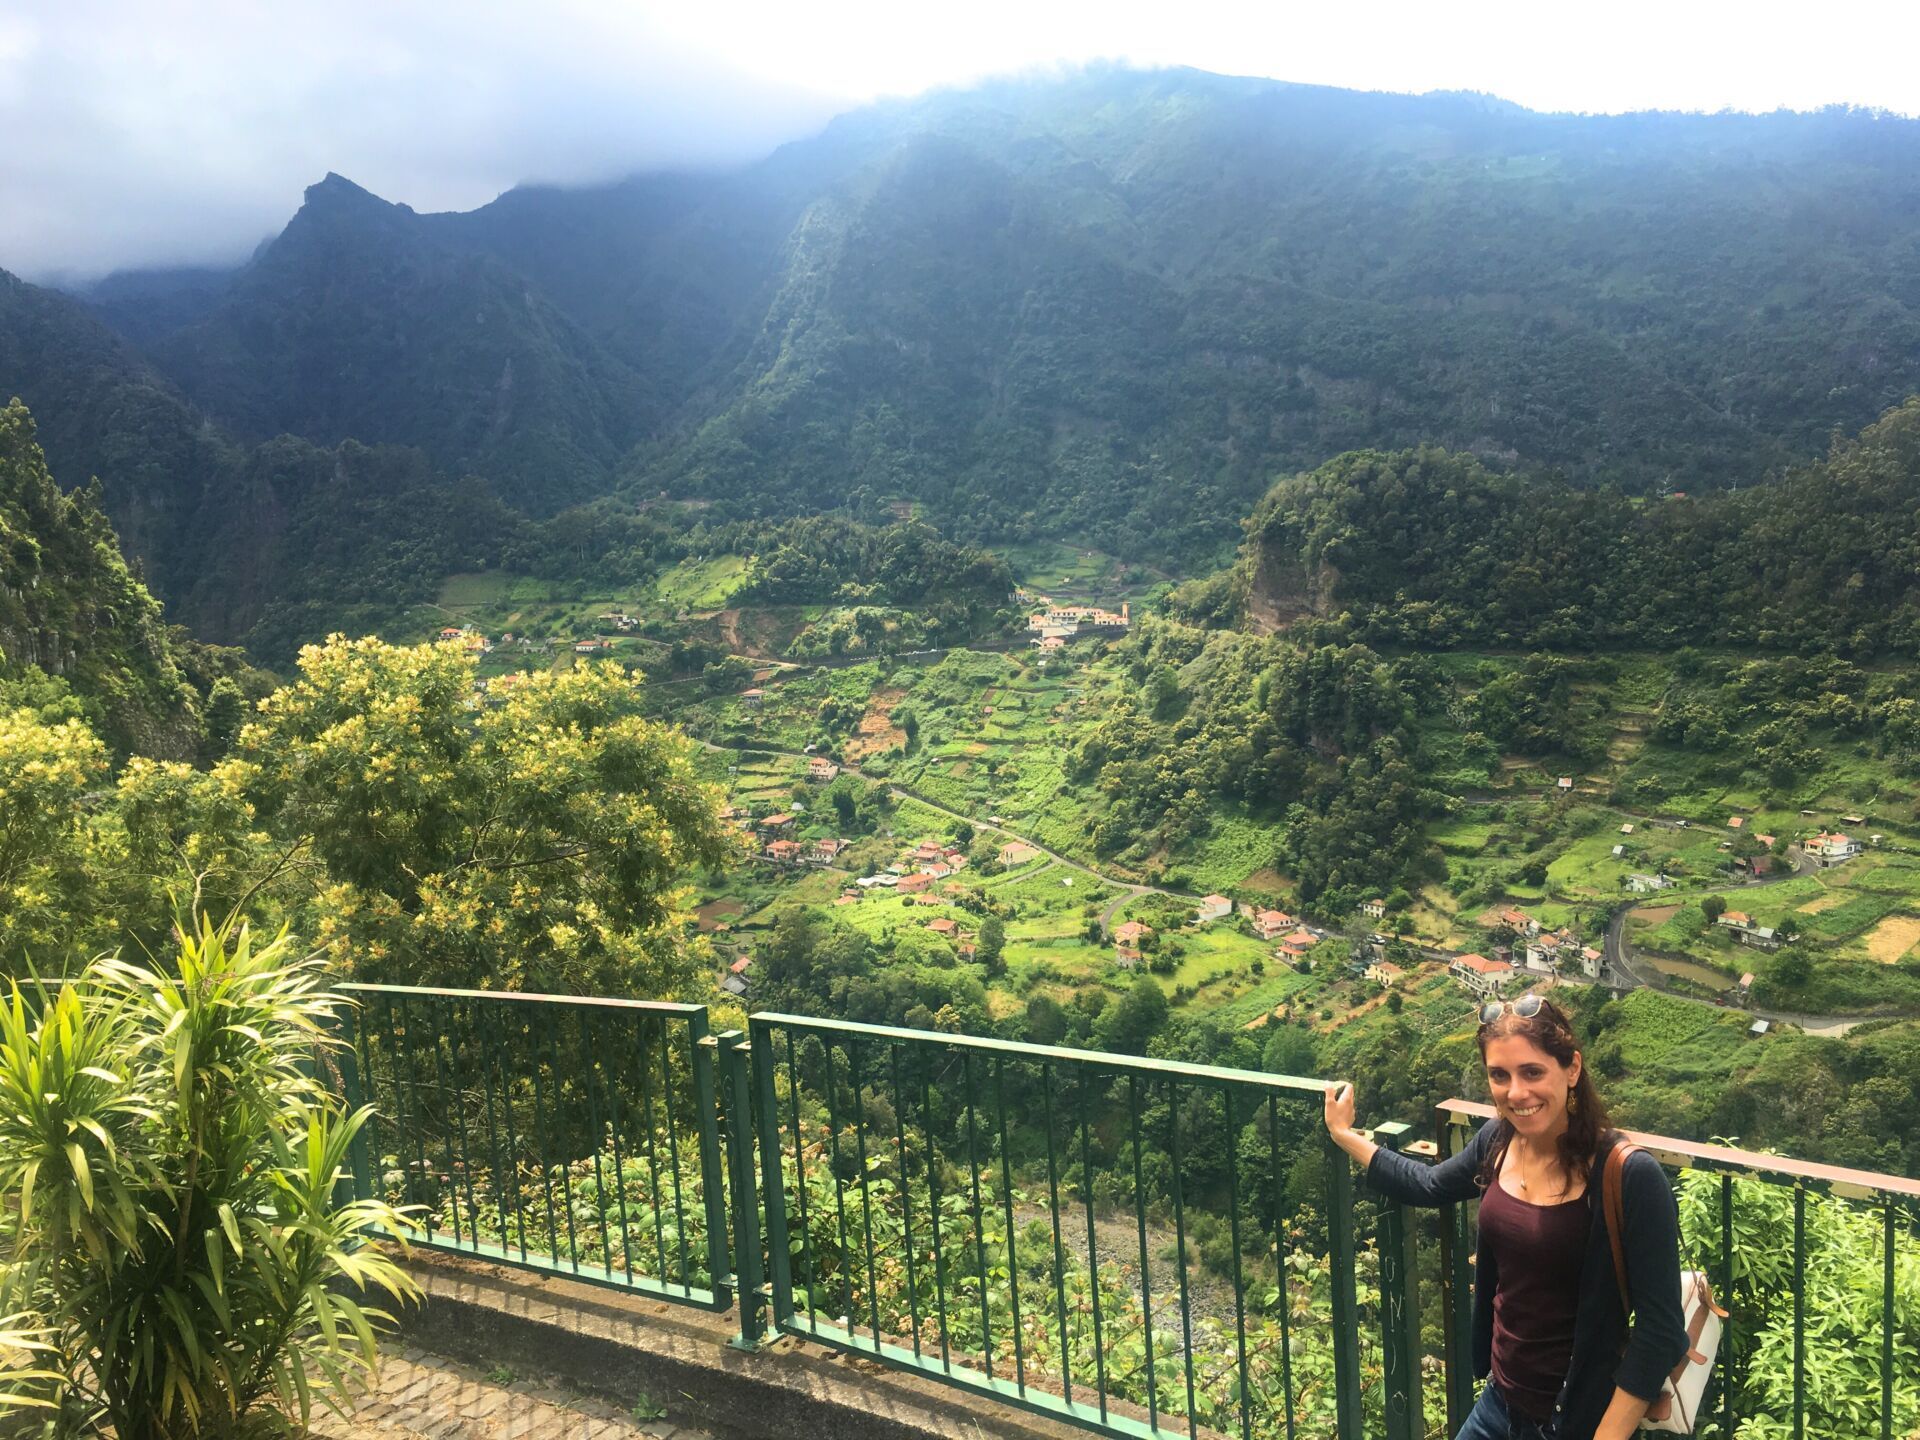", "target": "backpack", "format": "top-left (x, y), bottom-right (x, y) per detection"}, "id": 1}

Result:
top-left (1602, 1142), bottom-right (1727, 1434)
